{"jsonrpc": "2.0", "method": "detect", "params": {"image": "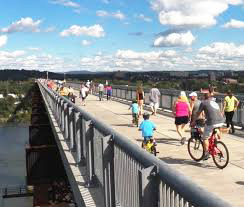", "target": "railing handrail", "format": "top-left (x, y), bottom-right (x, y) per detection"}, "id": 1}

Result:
top-left (38, 80), bottom-right (231, 207)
